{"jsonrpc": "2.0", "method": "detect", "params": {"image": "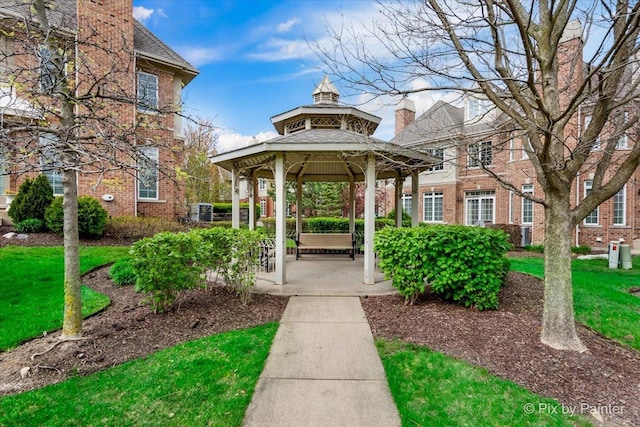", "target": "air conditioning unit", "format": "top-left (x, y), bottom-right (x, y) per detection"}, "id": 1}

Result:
top-left (193, 203), bottom-right (213, 222)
